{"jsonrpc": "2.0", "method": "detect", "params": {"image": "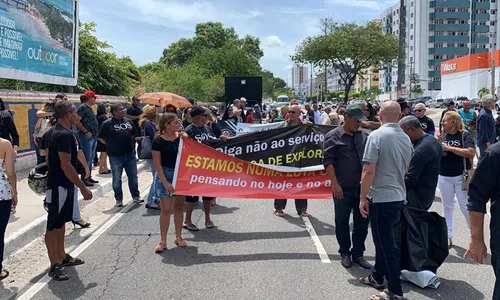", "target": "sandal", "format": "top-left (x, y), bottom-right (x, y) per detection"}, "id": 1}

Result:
top-left (0, 269), bottom-right (9, 280)
top-left (61, 254), bottom-right (85, 267)
top-left (298, 211), bottom-right (311, 217)
top-left (155, 241), bottom-right (166, 253)
top-left (48, 263), bottom-right (69, 281)
top-left (174, 237), bottom-right (187, 247)
top-left (370, 289), bottom-right (406, 300)
top-left (205, 220), bottom-right (215, 229)
top-left (183, 223), bottom-right (200, 232)
top-left (274, 209), bottom-right (285, 217)
top-left (359, 275), bottom-right (385, 290)
top-left (99, 170), bottom-right (112, 175)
